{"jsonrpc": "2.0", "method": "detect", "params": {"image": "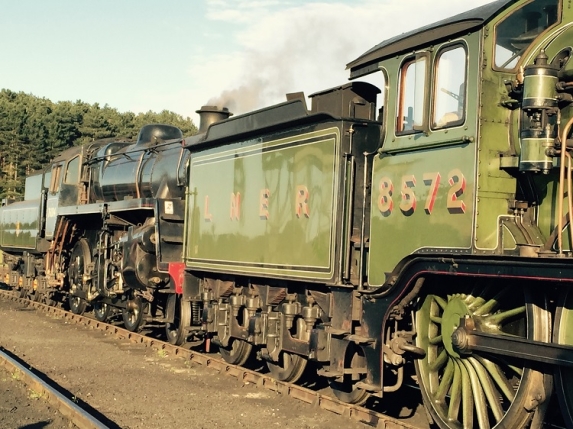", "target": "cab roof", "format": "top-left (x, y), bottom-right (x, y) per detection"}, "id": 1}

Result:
top-left (347, 0), bottom-right (515, 79)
